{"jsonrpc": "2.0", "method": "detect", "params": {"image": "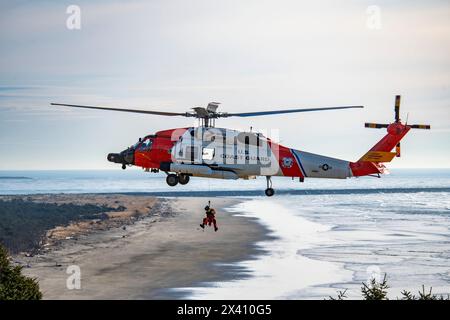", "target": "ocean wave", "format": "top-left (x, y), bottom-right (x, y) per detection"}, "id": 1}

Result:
top-left (110, 187), bottom-right (450, 198)
top-left (0, 176), bottom-right (32, 180)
